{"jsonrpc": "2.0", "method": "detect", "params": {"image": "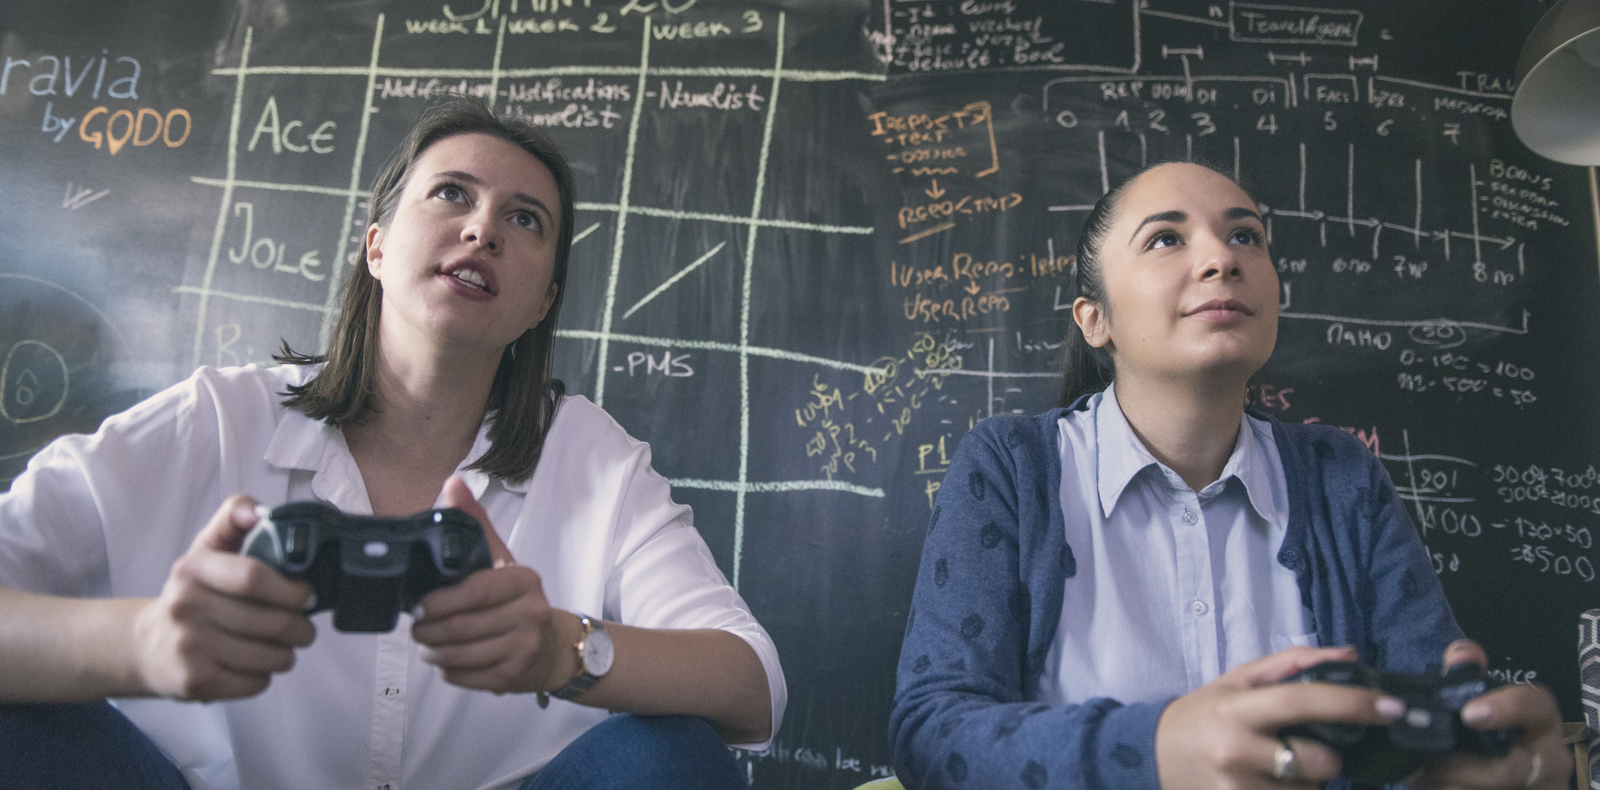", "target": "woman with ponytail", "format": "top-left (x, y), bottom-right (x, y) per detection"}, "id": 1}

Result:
top-left (893, 162), bottom-right (1564, 790)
